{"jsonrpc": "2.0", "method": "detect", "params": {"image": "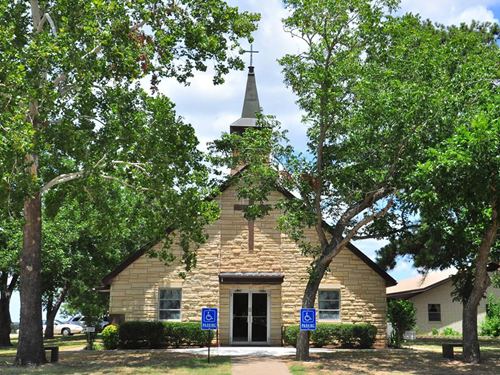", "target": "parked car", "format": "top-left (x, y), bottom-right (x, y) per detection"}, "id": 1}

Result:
top-left (42, 320), bottom-right (84, 336)
top-left (66, 315), bottom-right (110, 332)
